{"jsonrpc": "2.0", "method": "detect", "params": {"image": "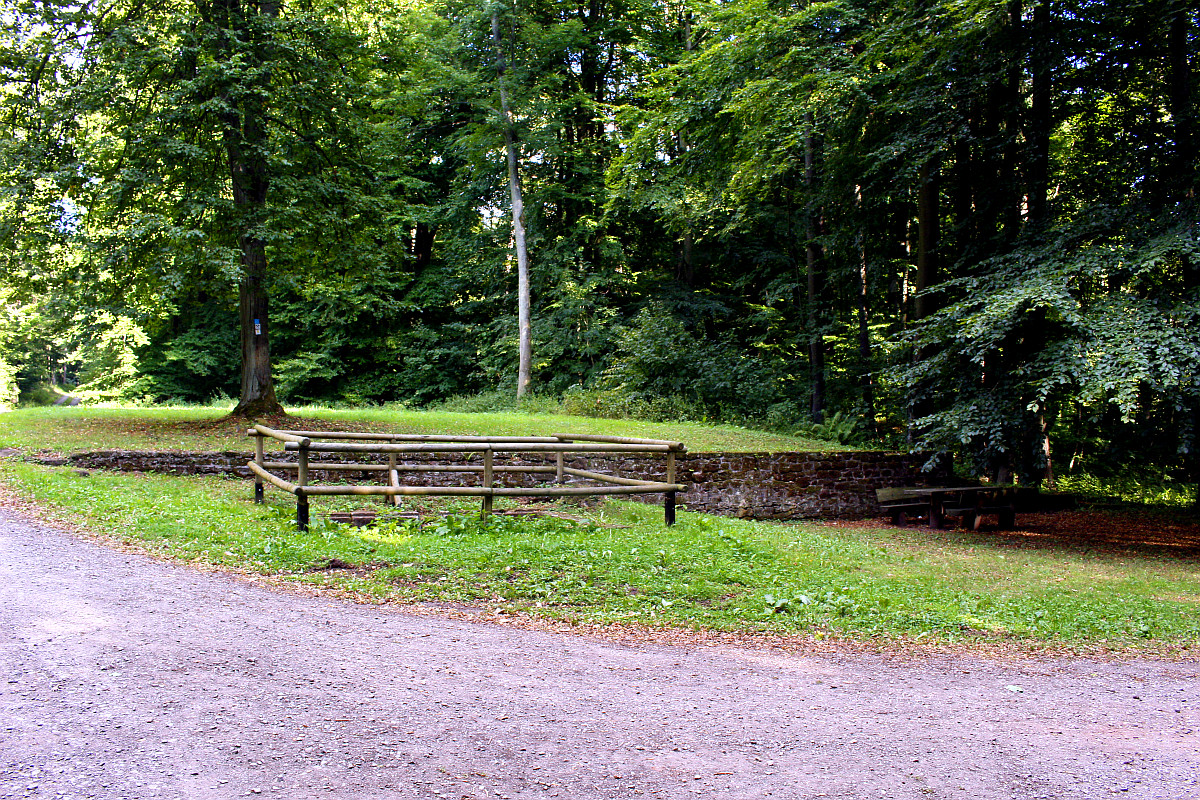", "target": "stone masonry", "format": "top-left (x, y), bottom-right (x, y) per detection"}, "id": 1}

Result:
top-left (53, 449), bottom-right (949, 520)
